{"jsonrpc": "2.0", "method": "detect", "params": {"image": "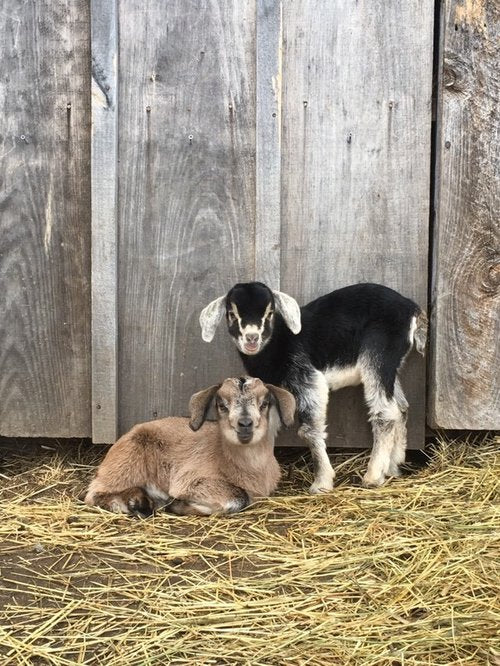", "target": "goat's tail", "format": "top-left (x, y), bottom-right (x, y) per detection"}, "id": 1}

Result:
top-left (413, 309), bottom-right (428, 356)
